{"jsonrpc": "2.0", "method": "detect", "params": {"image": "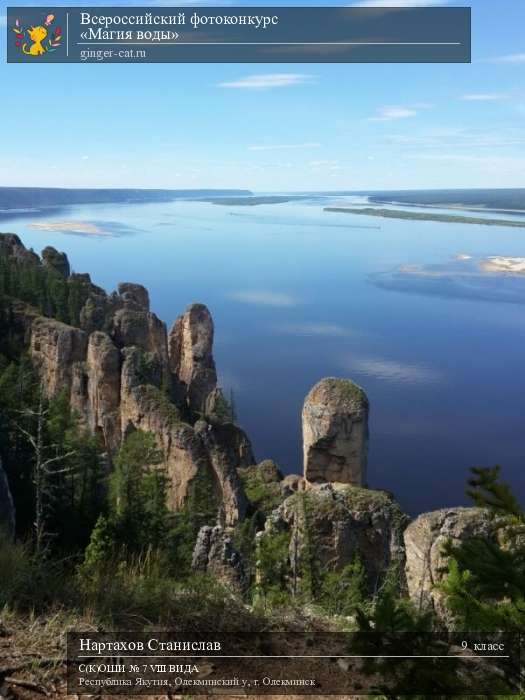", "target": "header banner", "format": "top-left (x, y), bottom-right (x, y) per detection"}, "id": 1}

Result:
top-left (6, 6), bottom-right (471, 63)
